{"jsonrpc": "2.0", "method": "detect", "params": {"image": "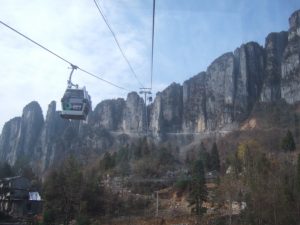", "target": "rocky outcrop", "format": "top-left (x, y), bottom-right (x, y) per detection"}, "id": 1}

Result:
top-left (182, 73), bottom-right (206, 132)
top-left (37, 101), bottom-right (69, 171)
top-left (0, 117), bottom-right (21, 165)
top-left (122, 92), bottom-right (145, 132)
top-left (206, 53), bottom-right (236, 130)
top-left (234, 42), bottom-right (265, 121)
top-left (1, 9), bottom-right (300, 173)
top-left (0, 101), bottom-right (44, 165)
top-left (261, 32), bottom-right (288, 102)
top-left (89, 92), bottom-right (145, 133)
top-left (149, 83), bottom-right (183, 133)
top-left (18, 102), bottom-right (44, 155)
top-left (281, 10), bottom-right (300, 103)
top-left (89, 98), bottom-right (125, 130)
